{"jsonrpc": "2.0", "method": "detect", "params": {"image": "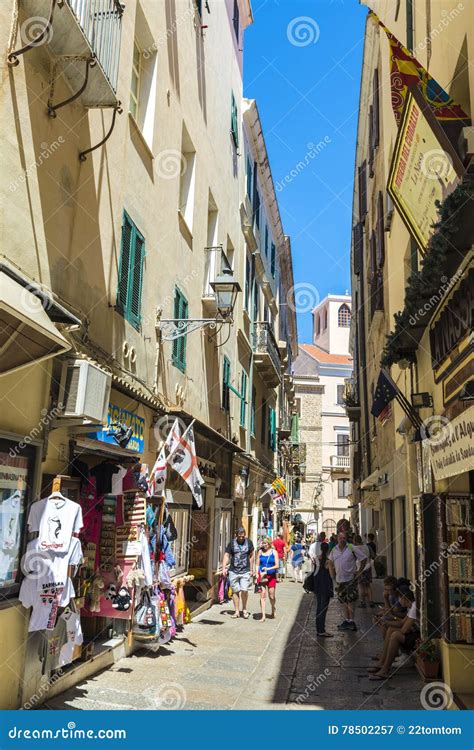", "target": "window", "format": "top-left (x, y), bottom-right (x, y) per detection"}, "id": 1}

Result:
top-left (264, 225), bottom-right (269, 257)
top-left (172, 288), bottom-right (188, 371)
top-left (195, 0), bottom-right (203, 16)
top-left (261, 398), bottom-right (267, 443)
top-left (376, 191), bottom-right (385, 268)
top-left (268, 406), bottom-right (276, 451)
top-left (222, 356), bottom-right (231, 411)
top-left (337, 434), bottom-right (350, 457)
top-left (338, 479), bottom-right (350, 498)
top-left (244, 252), bottom-right (251, 312)
top-left (129, 40), bottom-right (141, 120)
top-left (358, 160), bottom-right (367, 220)
top-left (253, 279), bottom-right (259, 322)
top-left (230, 92), bottom-right (239, 147)
top-left (179, 125), bottom-right (196, 233)
top-left (246, 157), bottom-right (253, 201)
top-left (270, 242), bottom-right (276, 277)
top-left (254, 187), bottom-right (261, 231)
top-left (323, 308), bottom-right (328, 330)
top-left (338, 304), bottom-right (351, 327)
top-left (353, 222), bottom-right (363, 276)
top-left (0, 440), bottom-right (37, 596)
top-left (337, 384), bottom-right (345, 405)
top-left (250, 386), bottom-right (256, 436)
top-left (240, 369), bottom-right (248, 428)
top-left (169, 508), bottom-right (190, 575)
top-left (315, 314), bottom-right (320, 336)
top-left (117, 211), bottom-right (145, 330)
top-left (233, 0), bottom-right (240, 40)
